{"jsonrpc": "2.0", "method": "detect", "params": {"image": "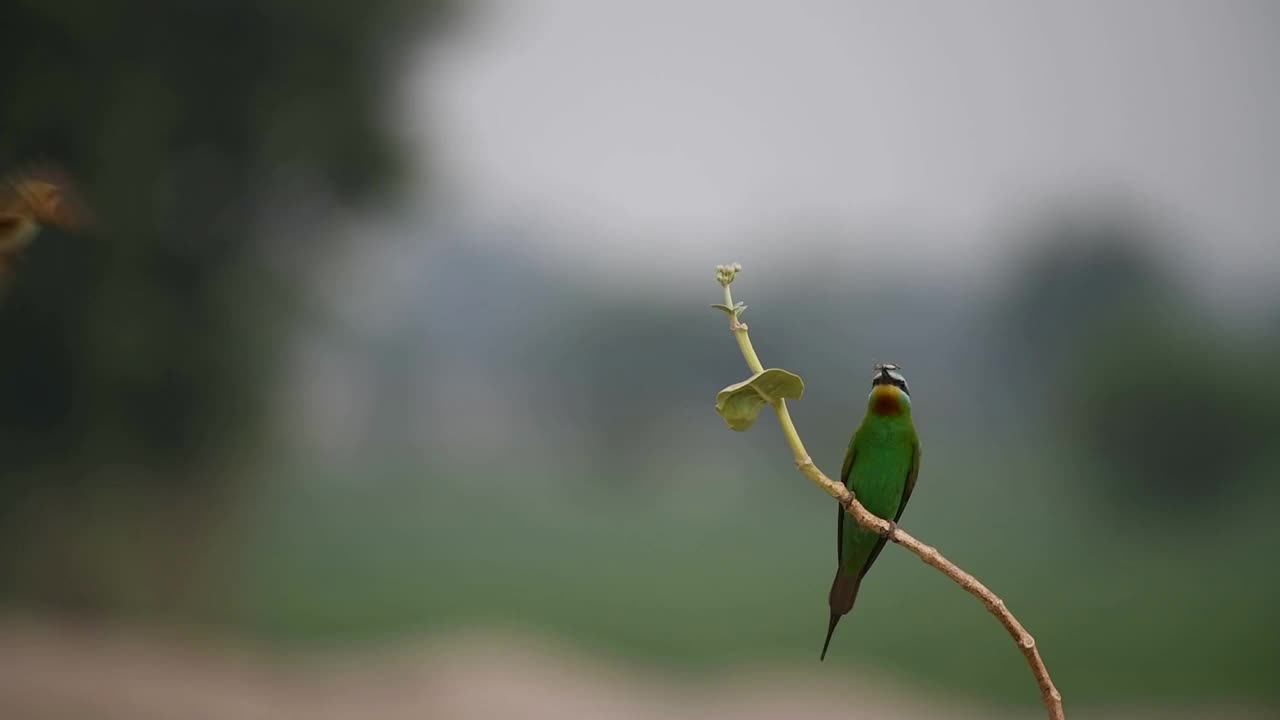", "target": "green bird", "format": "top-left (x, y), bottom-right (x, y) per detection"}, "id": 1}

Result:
top-left (820, 363), bottom-right (921, 661)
